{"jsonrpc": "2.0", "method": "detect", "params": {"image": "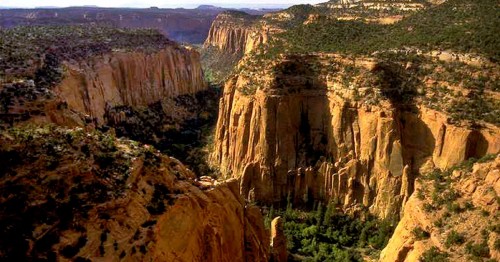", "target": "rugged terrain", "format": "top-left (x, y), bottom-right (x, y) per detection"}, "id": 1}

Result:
top-left (0, 126), bottom-right (269, 261)
top-left (0, 25), bottom-right (270, 261)
top-left (0, 0), bottom-right (499, 261)
top-left (0, 25), bottom-right (206, 139)
top-left (0, 6), bottom-right (275, 44)
top-left (211, 53), bottom-right (500, 219)
top-left (205, 0), bottom-right (500, 260)
top-left (381, 155), bottom-right (500, 261)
